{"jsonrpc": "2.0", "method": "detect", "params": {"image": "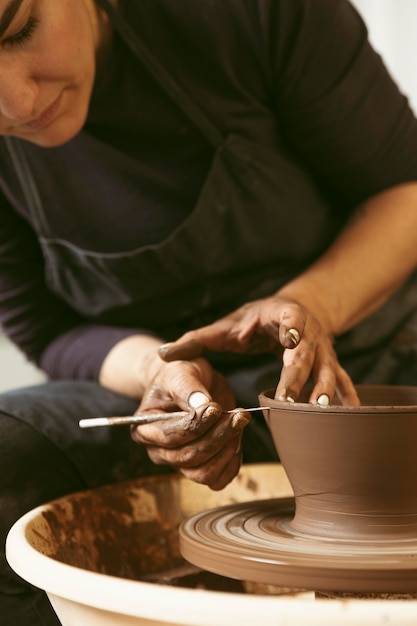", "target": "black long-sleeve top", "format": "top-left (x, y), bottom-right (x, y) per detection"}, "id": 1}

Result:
top-left (1, 0), bottom-right (417, 380)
